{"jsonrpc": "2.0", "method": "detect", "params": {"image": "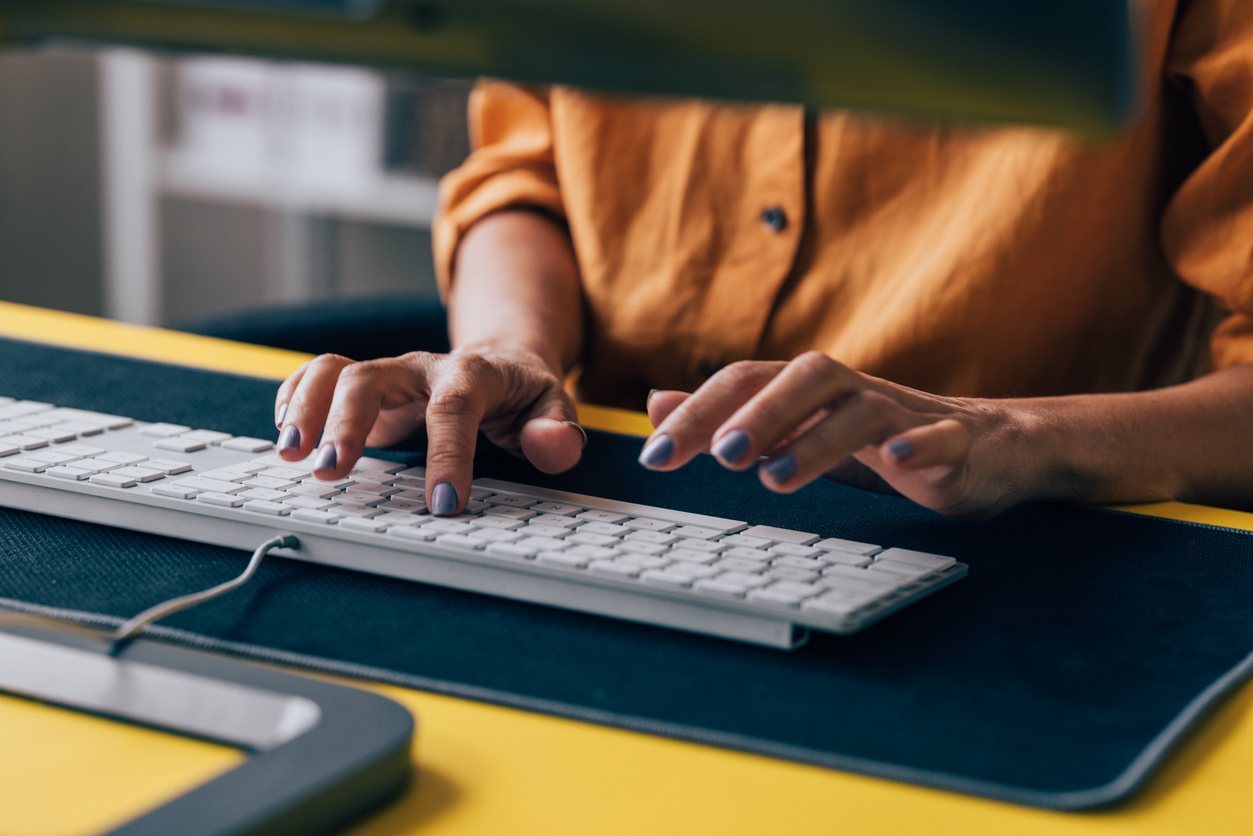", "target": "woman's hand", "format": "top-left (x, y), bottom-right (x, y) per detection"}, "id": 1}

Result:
top-left (274, 344), bottom-right (585, 516)
top-left (639, 352), bottom-right (1038, 520)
